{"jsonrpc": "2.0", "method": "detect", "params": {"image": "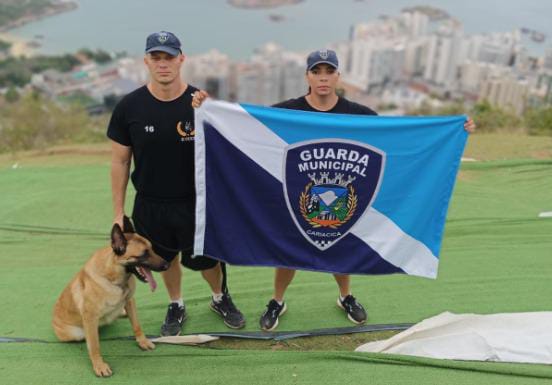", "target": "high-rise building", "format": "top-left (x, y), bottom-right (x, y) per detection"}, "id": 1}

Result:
top-left (544, 48), bottom-right (552, 72)
top-left (345, 39), bottom-right (405, 91)
top-left (479, 74), bottom-right (529, 115)
top-left (462, 32), bottom-right (519, 67)
top-left (459, 61), bottom-right (511, 94)
top-left (235, 43), bottom-right (305, 105)
top-left (399, 11), bottom-right (430, 38)
top-left (403, 37), bottom-right (428, 77)
top-left (423, 22), bottom-right (464, 88)
top-left (182, 49), bottom-right (232, 100)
